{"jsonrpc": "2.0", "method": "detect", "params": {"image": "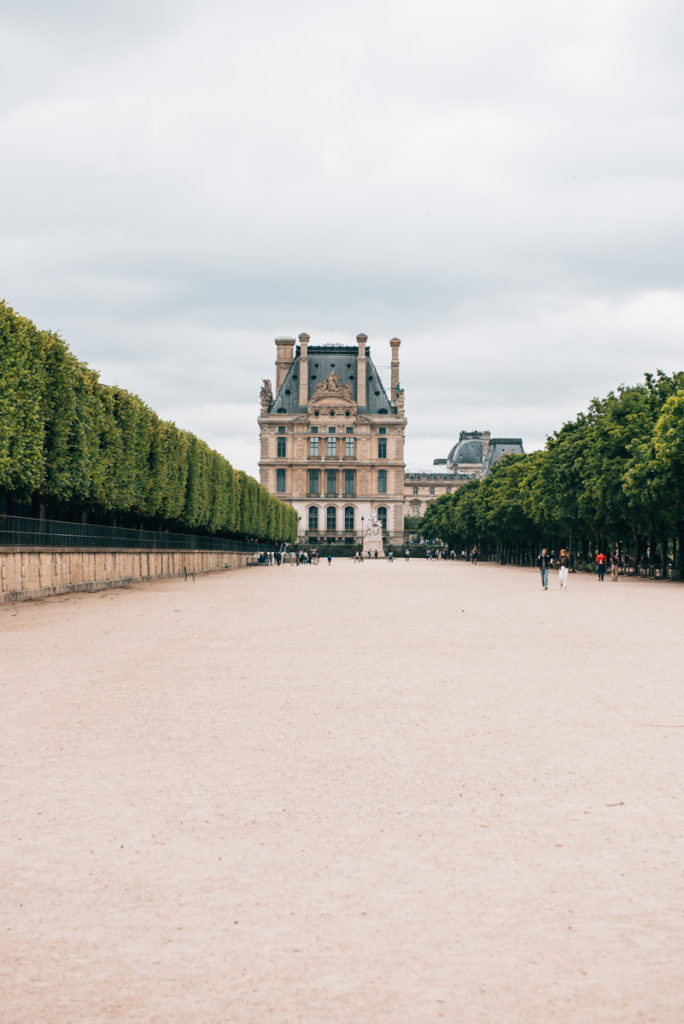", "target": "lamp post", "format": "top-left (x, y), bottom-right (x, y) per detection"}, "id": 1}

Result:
top-left (361, 515), bottom-right (364, 553)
